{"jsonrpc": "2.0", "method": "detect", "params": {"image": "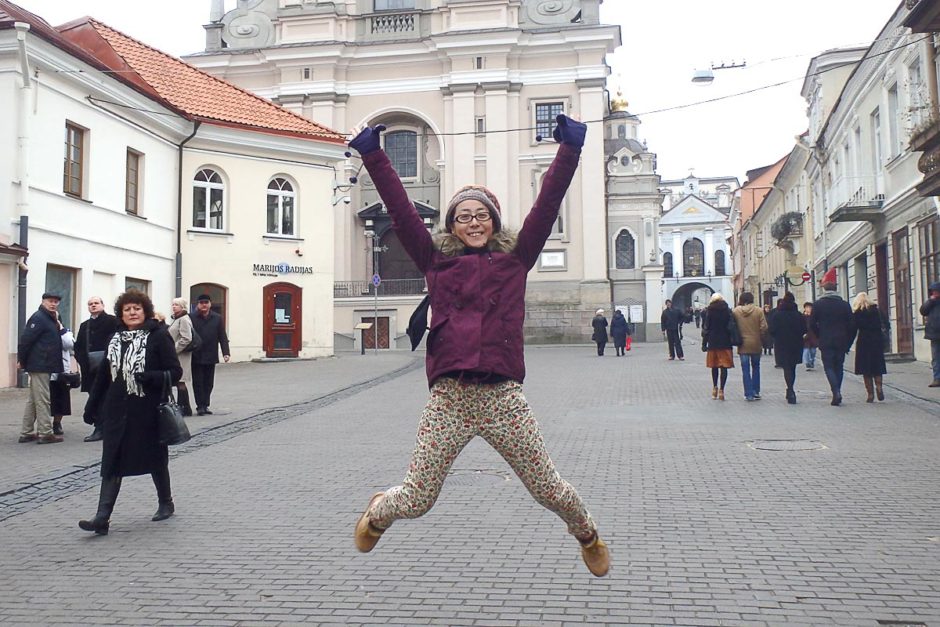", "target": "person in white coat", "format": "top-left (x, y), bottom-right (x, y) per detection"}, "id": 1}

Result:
top-left (167, 298), bottom-right (196, 416)
top-left (50, 318), bottom-right (77, 436)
